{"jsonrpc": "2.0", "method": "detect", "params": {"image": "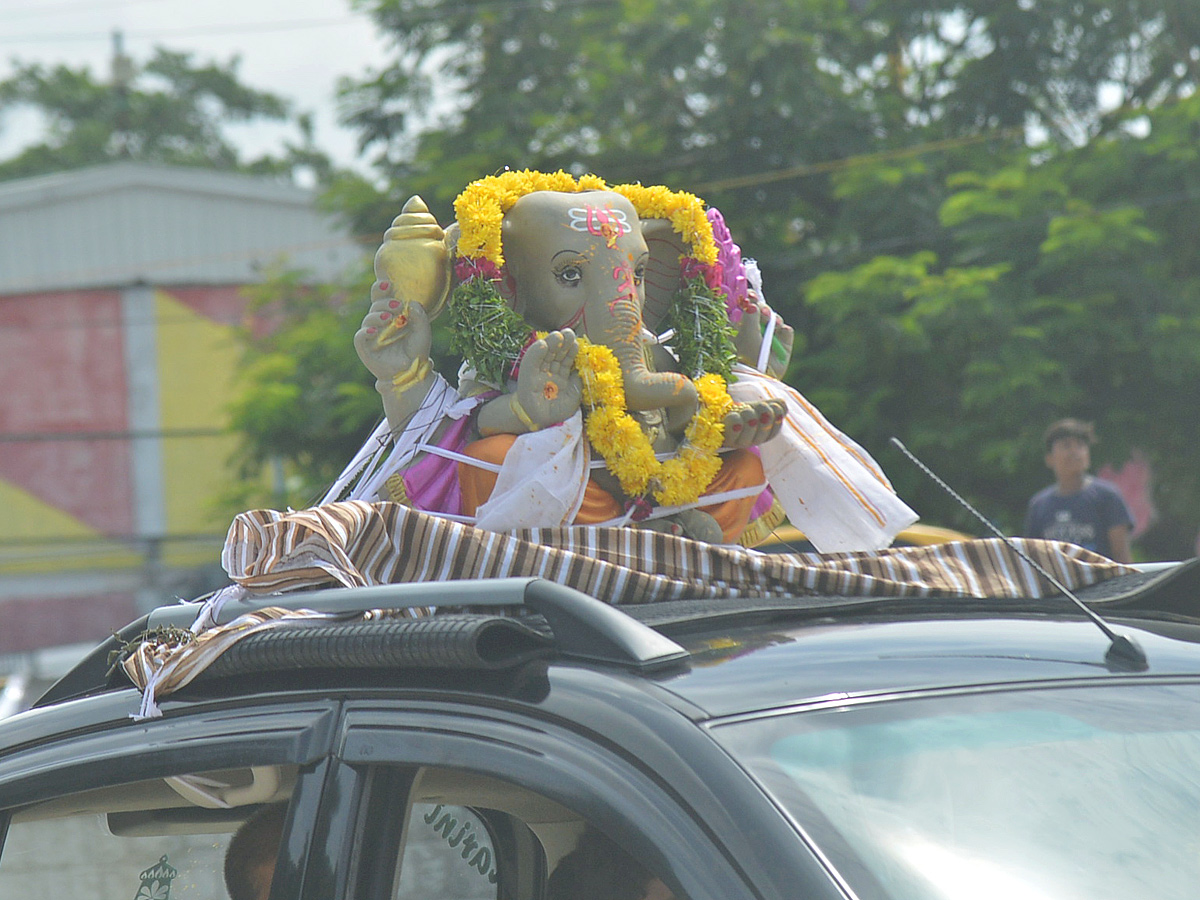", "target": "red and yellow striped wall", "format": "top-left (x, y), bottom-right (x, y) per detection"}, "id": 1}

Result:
top-left (0, 285), bottom-right (250, 652)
